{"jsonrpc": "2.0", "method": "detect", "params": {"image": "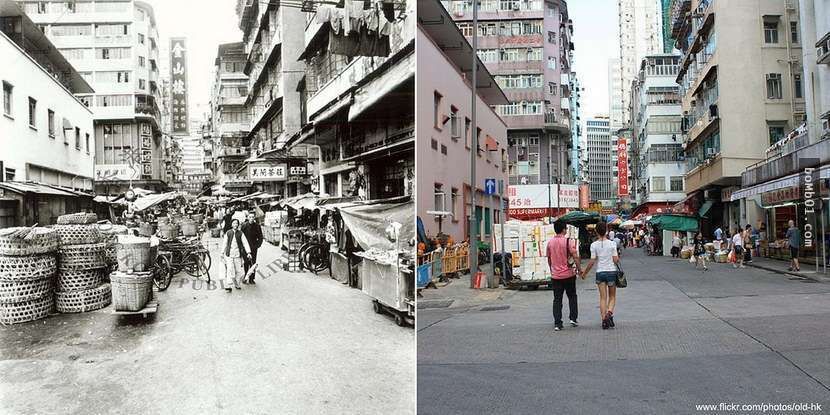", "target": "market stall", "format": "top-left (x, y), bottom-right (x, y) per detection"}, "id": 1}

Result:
top-left (337, 197), bottom-right (414, 327)
top-left (493, 220), bottom-right (579, 290)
